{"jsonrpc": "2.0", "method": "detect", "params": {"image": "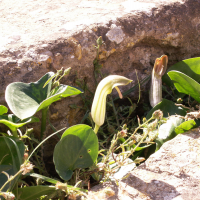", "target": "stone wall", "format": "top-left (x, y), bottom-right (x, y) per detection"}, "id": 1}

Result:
top-left (88, 128), bottom-right (200, 200)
